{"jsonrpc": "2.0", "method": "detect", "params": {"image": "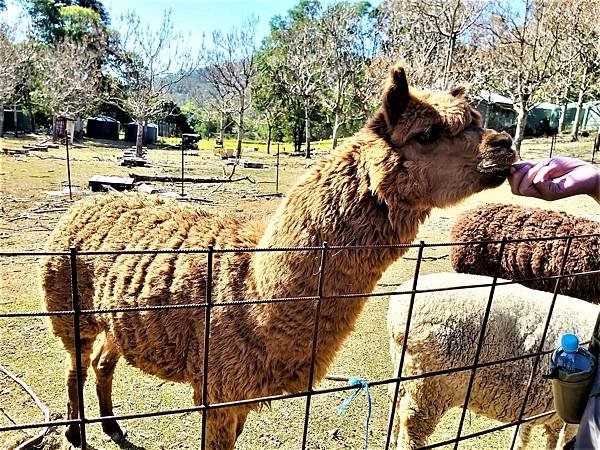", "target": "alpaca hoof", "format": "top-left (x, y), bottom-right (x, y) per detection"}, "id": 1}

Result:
top-left (109, 429), bottom-right (127, 443)
top-left (103, 420), bottom-right (126, 443)
top-left (65, 425), bottom-right (81, 447)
